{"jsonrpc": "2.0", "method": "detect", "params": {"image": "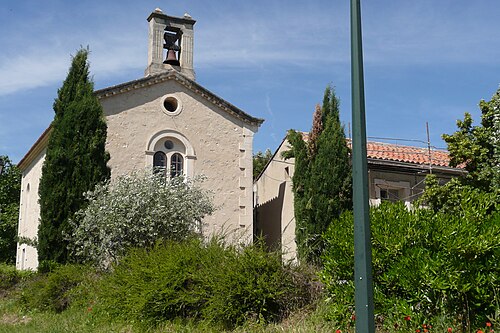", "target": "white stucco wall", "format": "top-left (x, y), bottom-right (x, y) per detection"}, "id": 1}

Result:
top-left (17, 78), bottom-right (258, 270)
top-left (16, 149), bottom-right (45, 270)
top-left (101, 79), bottom-right (257, 242)
top-left (254, 140), bottom-right (297, 262)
